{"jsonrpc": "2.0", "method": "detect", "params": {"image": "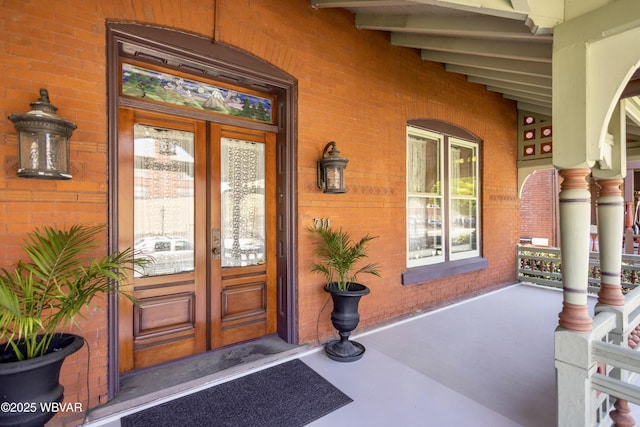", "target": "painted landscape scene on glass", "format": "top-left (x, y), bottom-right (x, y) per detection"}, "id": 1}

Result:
top-left (122, 63), bottom-right (273, 124)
